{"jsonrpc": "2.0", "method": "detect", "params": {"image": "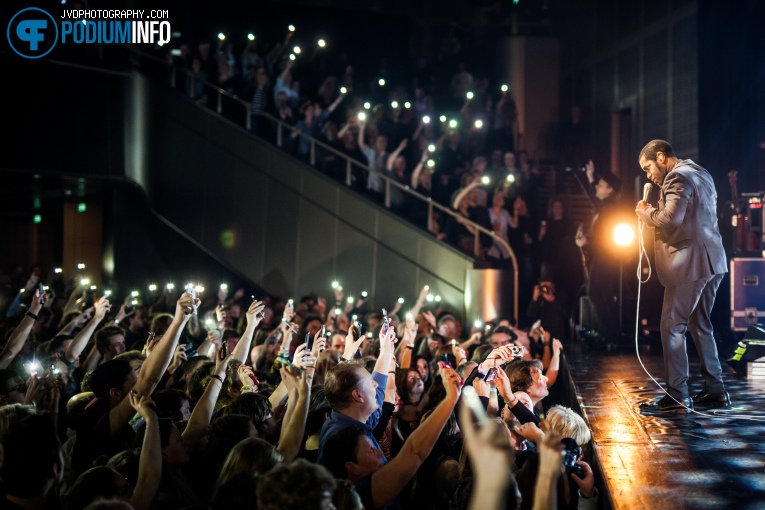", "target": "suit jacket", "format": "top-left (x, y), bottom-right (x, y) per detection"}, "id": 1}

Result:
top-left (644, 159), bottom-right (727, 287)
